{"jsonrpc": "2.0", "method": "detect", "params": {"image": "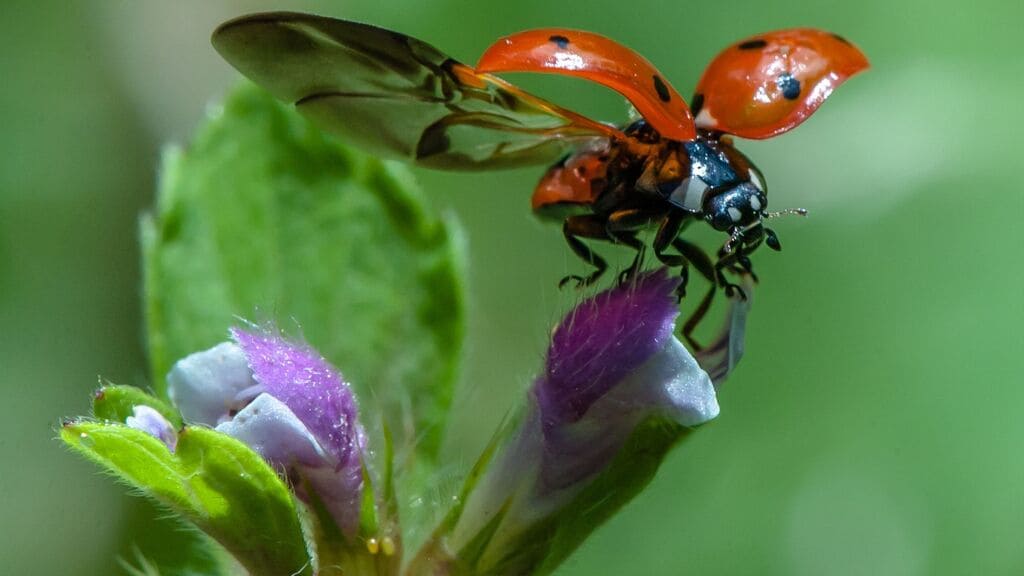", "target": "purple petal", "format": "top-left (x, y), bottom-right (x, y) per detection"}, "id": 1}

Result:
top-left (125, 405), bottom-right (177, 451)
top-left (538, 268), bottom-right (681, 424)
top-left (230, 327), bottom-right (360, 470)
